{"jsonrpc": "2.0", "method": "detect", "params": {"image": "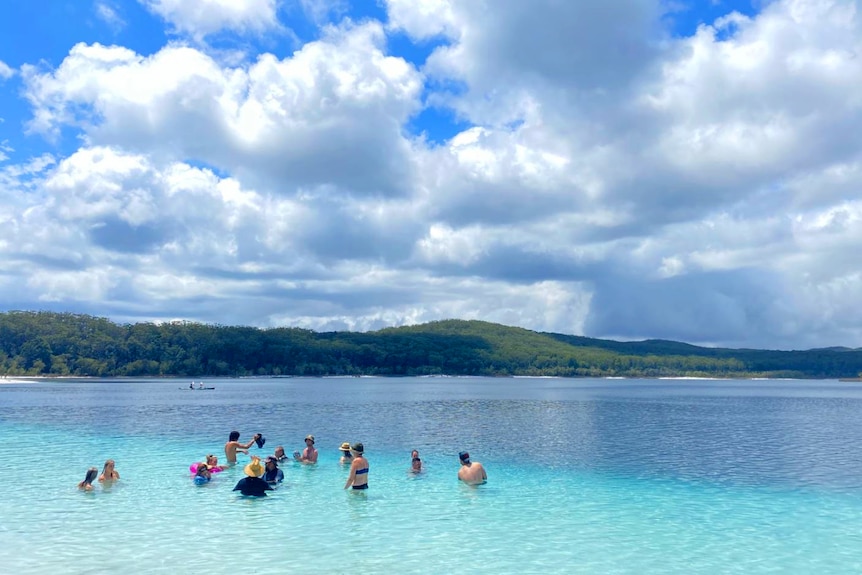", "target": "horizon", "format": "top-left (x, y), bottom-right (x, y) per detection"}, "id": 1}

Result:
top-left (1, 1), bottom-right (861, 351)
